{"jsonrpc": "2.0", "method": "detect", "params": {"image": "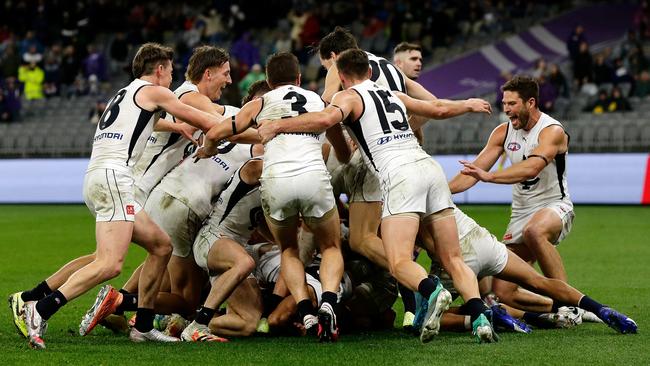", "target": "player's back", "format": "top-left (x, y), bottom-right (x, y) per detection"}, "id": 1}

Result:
top-left (87, 78), bottom-right (159, 174)
top-left (347, 79), bottom-right (427, 175)
top-left (256, 85), bottom-right (326, 179)
top-left (504, 113), bottom-right (571, 212)
top-left (366, 51), bottom-right (407, 93)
